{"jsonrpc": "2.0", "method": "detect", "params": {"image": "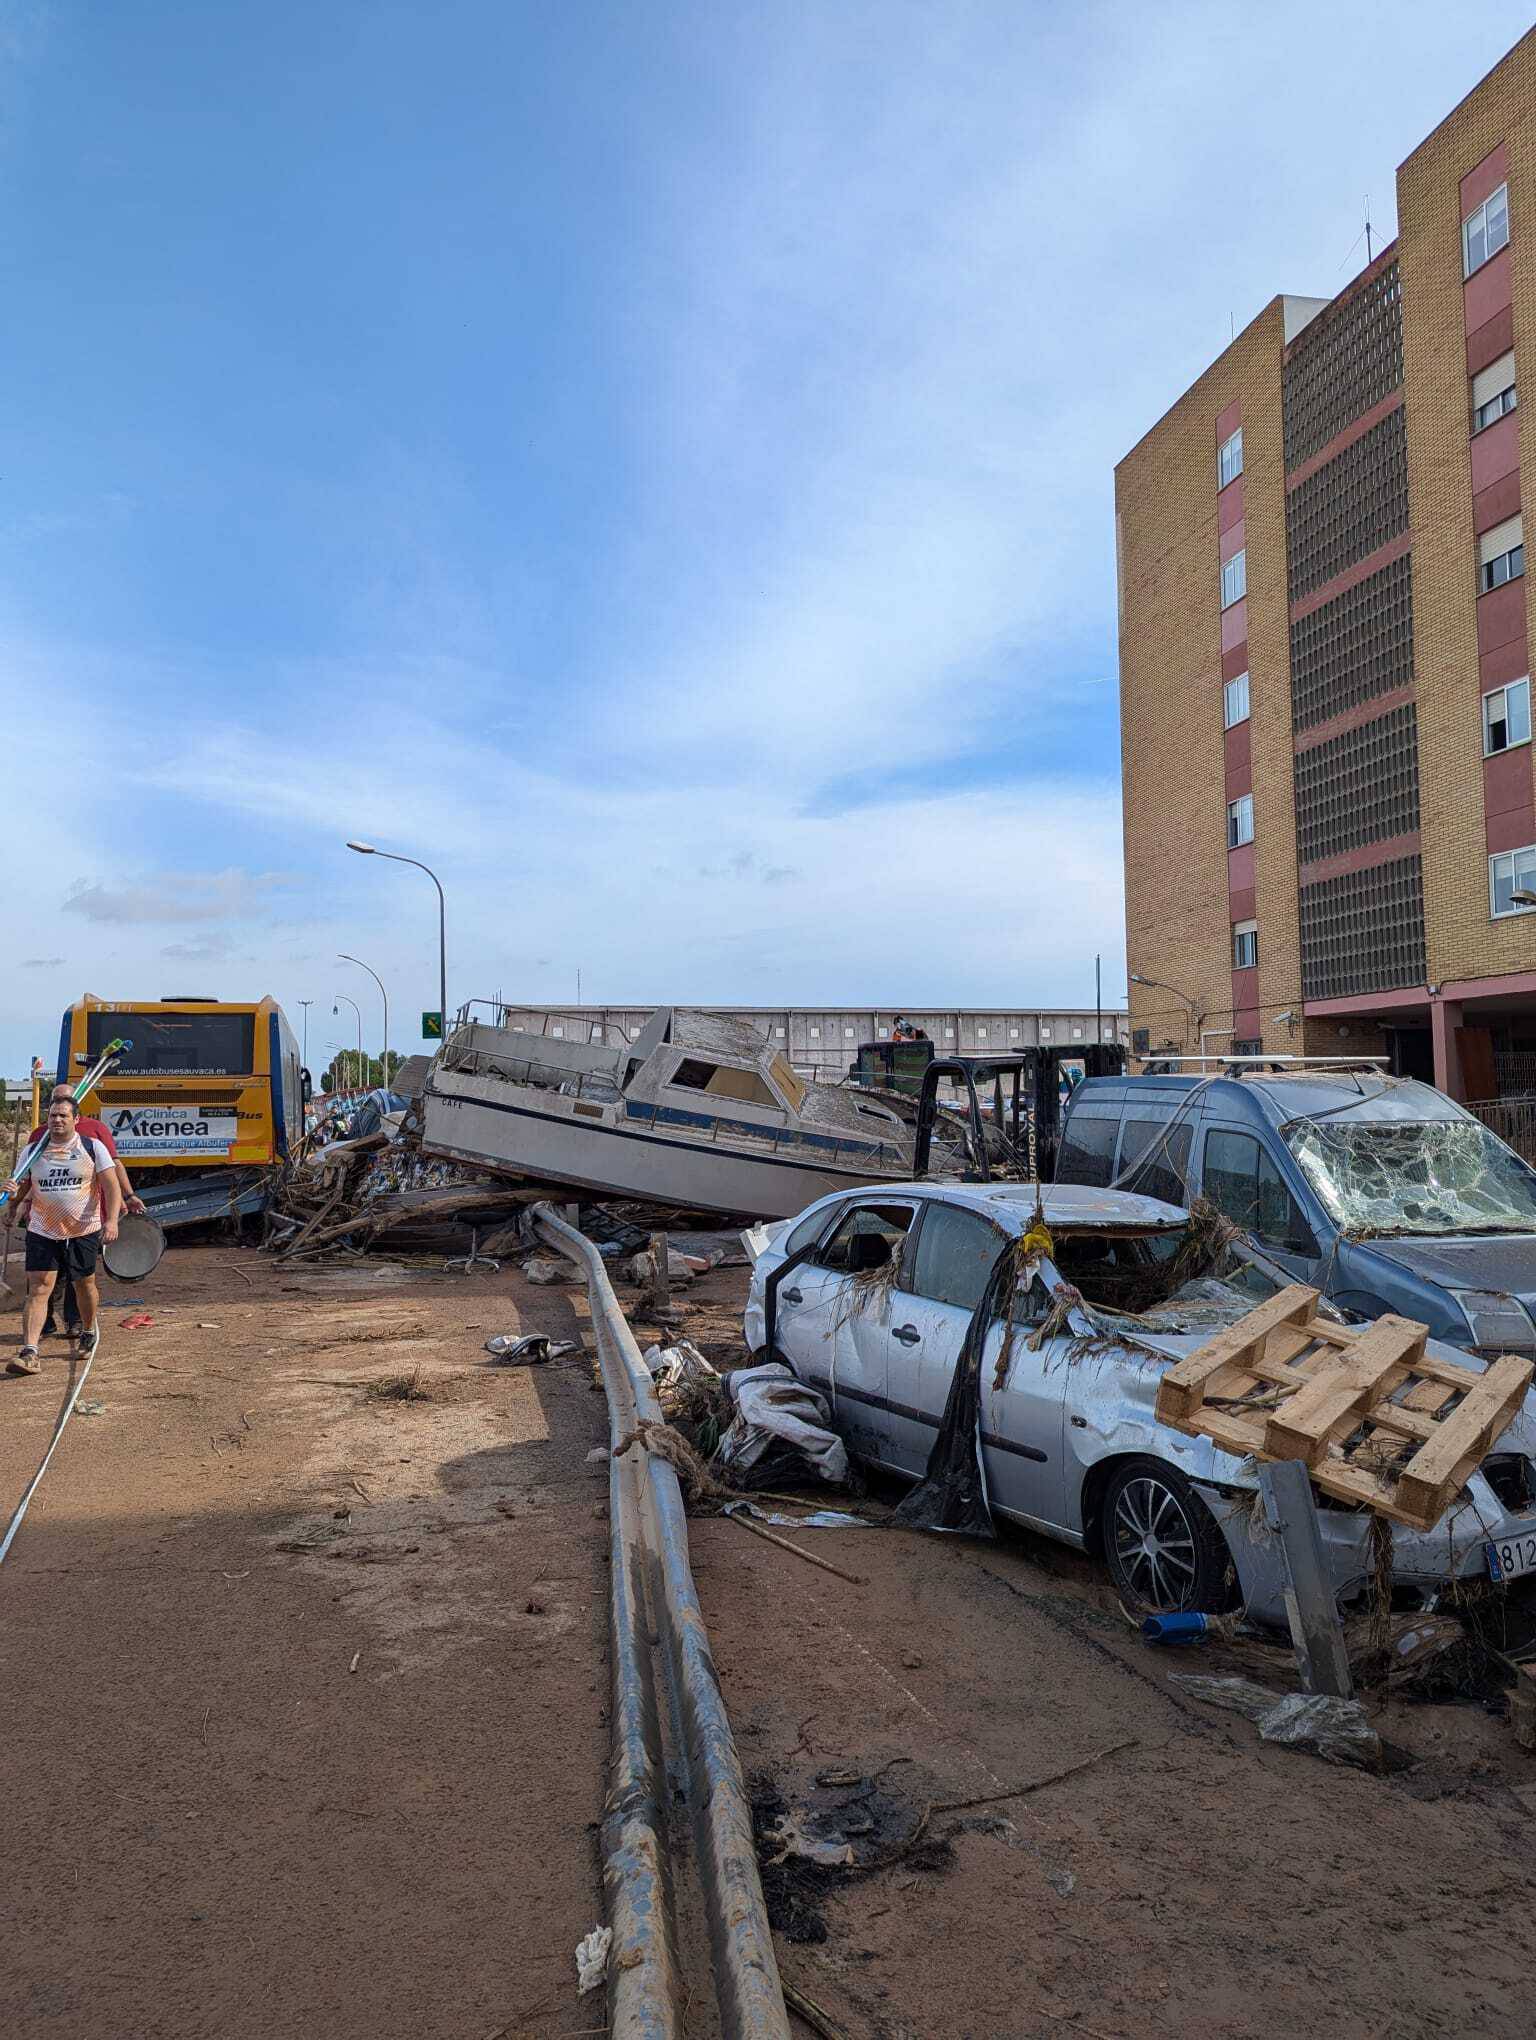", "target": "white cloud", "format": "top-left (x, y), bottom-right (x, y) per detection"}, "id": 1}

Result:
top-left (62, 871), bottom-right (298, 925)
